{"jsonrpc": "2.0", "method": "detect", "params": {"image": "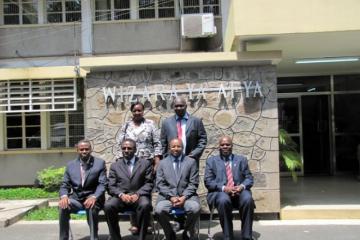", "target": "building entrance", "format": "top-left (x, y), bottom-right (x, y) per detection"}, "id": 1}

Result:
top-left (278, 75), bottom-right (360, 176)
